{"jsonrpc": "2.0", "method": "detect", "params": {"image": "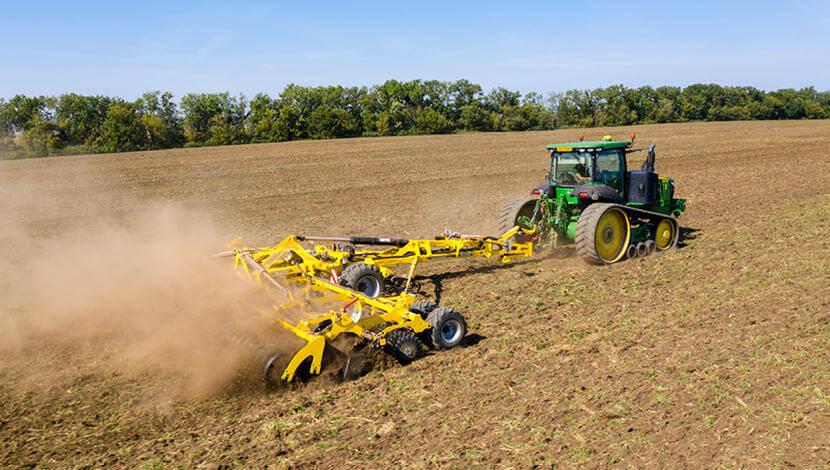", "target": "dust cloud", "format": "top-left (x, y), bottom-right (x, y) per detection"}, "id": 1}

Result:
top-left (0, 178), bottom-right (296, 398)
